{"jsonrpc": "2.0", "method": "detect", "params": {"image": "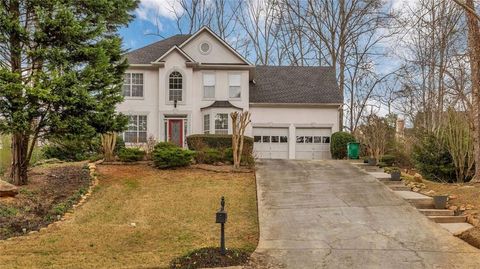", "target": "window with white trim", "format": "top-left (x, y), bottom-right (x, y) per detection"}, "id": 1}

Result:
top-left (203, 114), bottom-right (210, 134)
top-left (123, 73), bottom-right (144, 97)
top-left (124, 115), bottom-right (147, 143)
top-left (203, 73), bottom-right (215, 99)
top-left (215, 113), bottom-right (228, 134)
top-left (229, 74), bottom-right (241, 98)
top-left (168, 71), bottom-right (183, 102)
